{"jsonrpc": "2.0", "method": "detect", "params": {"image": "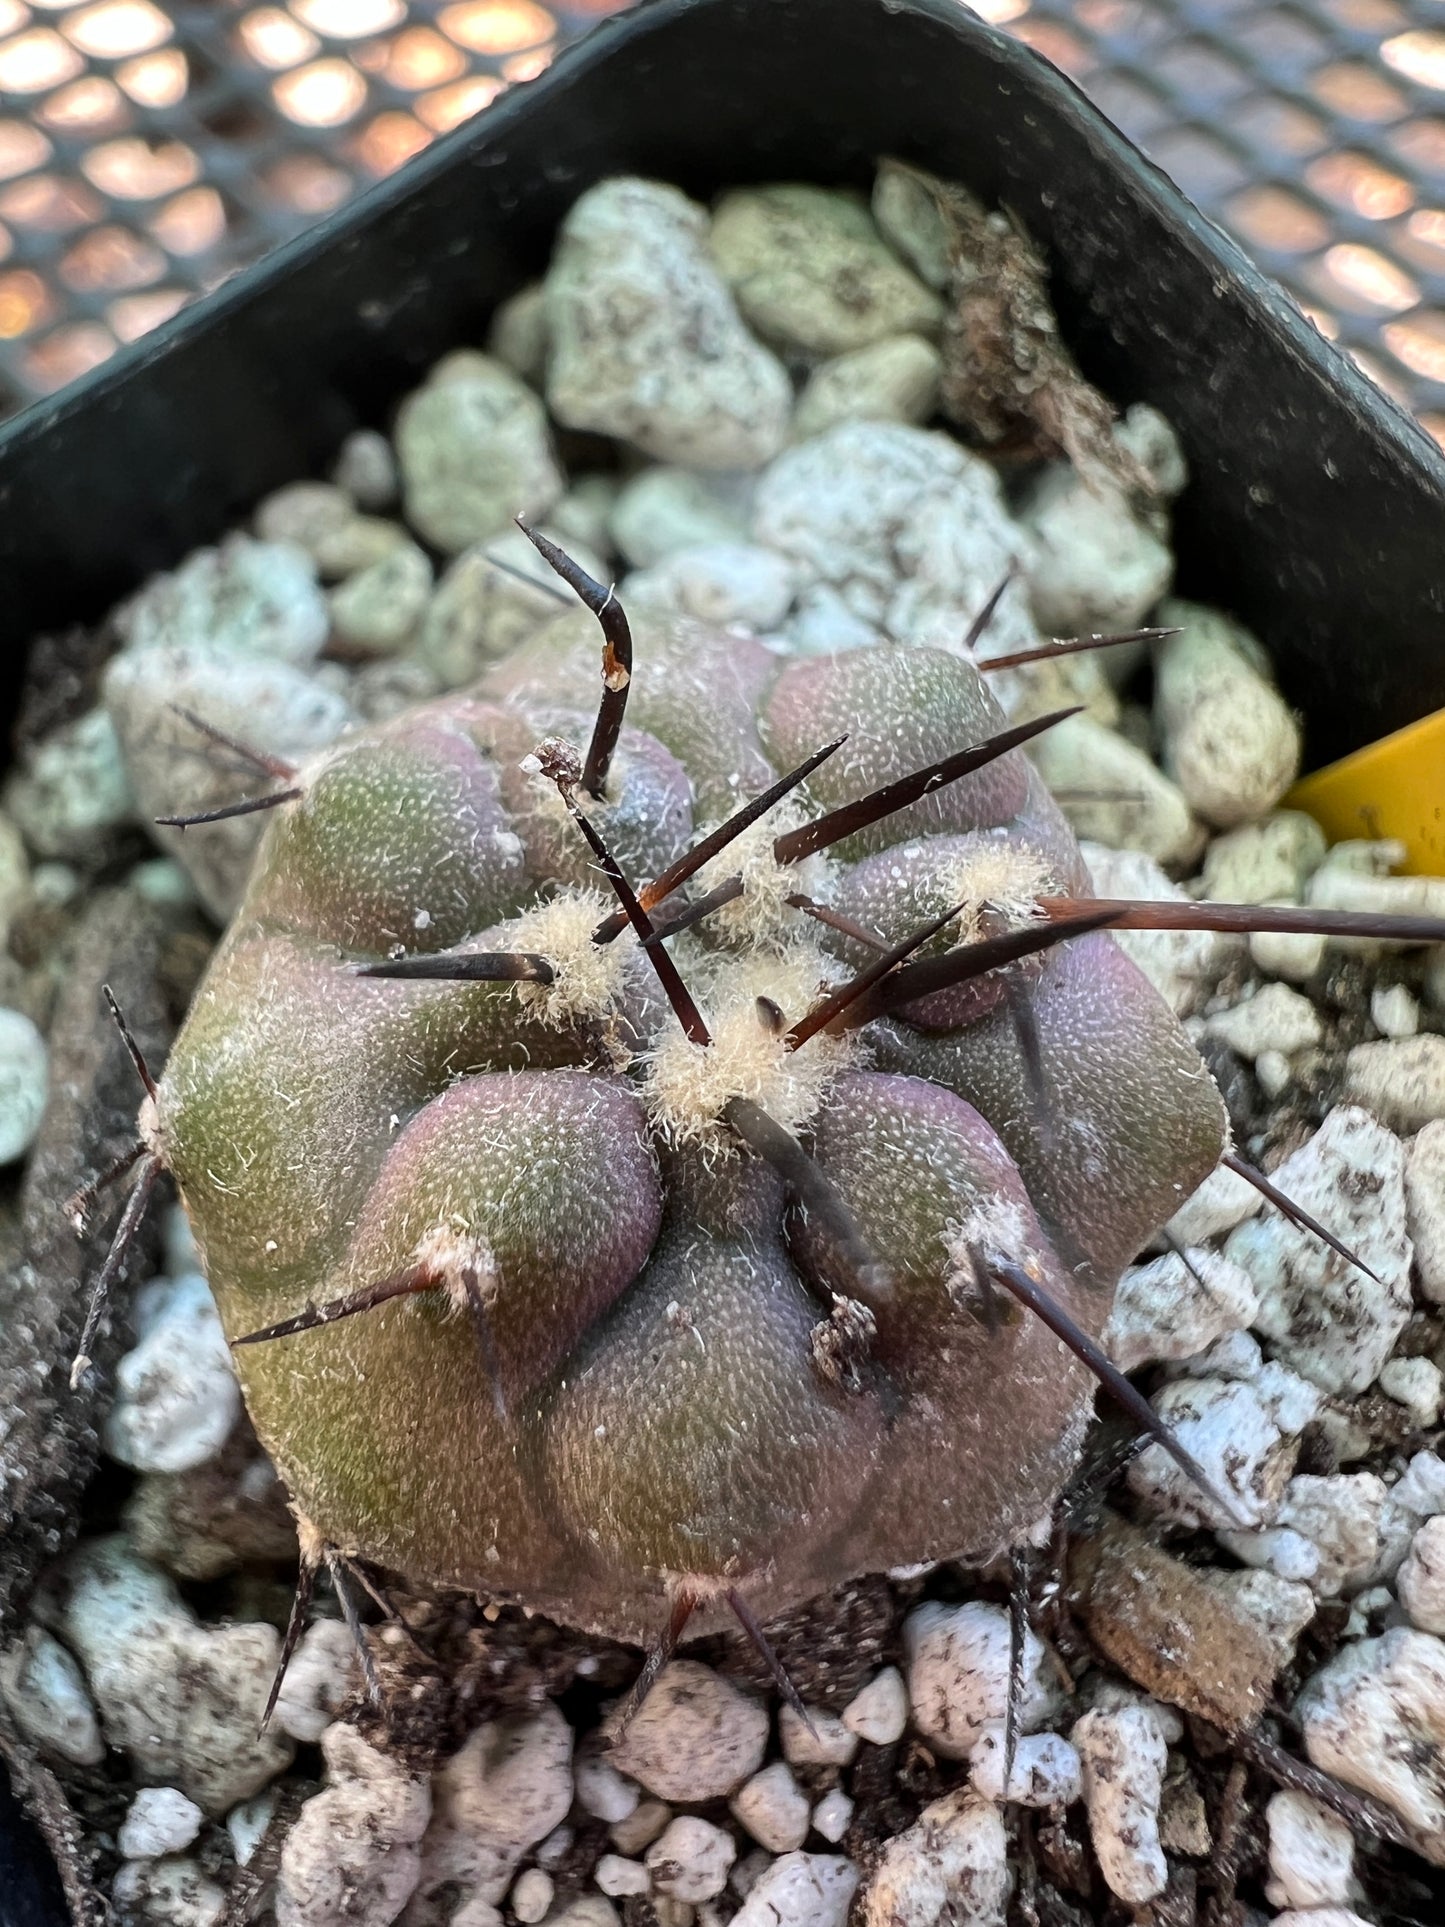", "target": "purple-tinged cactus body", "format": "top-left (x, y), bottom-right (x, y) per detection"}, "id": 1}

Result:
top-left (149, 586), bottom-right (1231, 1643)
